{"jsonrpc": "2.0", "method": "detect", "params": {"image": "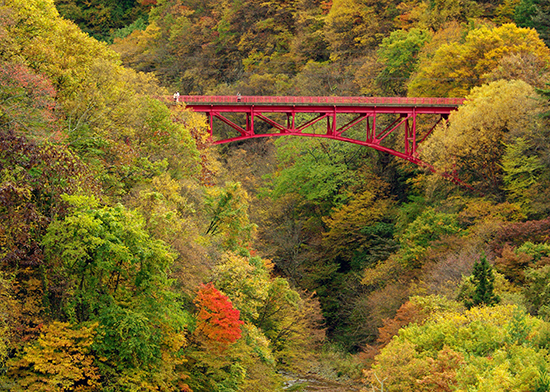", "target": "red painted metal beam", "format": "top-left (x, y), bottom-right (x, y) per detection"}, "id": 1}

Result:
top-left (174, 95), bottom-right (465, 106)
top-left (172, 95), bottom-right (472, 190)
